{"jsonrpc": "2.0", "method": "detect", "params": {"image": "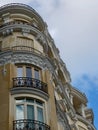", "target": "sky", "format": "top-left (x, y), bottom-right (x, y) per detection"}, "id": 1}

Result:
top-left (0, 0), bottom-right (98, 129)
